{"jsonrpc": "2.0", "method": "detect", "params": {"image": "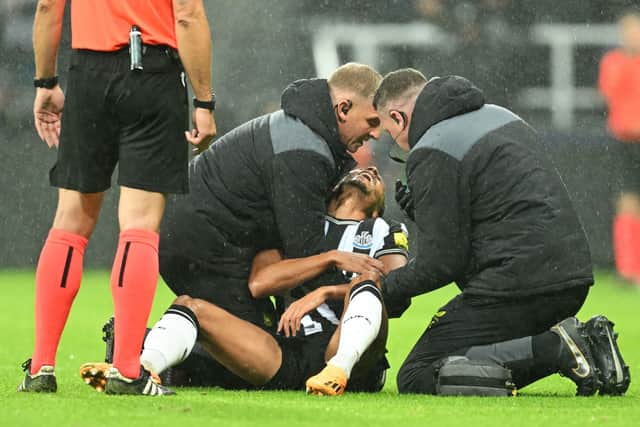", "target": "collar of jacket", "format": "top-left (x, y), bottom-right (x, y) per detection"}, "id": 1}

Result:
top-left (280, 78), bottom-right (353, 168)
top-left (408, 75), bottom-right (485, 149)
